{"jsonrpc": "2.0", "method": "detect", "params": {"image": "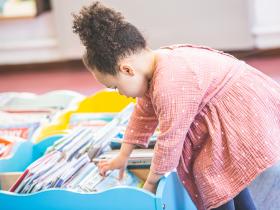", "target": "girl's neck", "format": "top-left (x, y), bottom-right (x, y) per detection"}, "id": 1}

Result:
top-left (145, 49), bottom-right (158, 81)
